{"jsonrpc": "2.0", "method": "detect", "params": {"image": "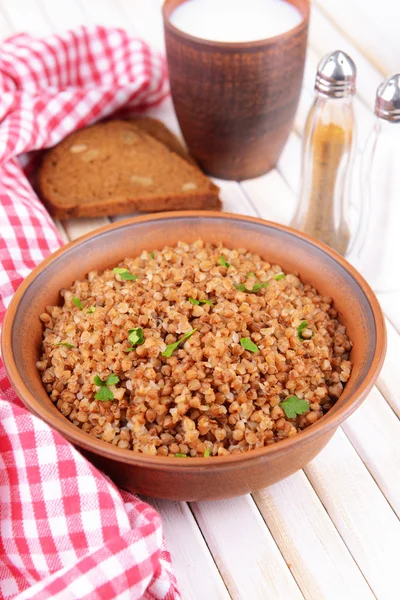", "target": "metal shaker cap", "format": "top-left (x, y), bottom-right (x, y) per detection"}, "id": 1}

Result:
top-left (315, 50), bottom-right (357, 98)
top-left (375, 74), bottom-right (400, 121)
